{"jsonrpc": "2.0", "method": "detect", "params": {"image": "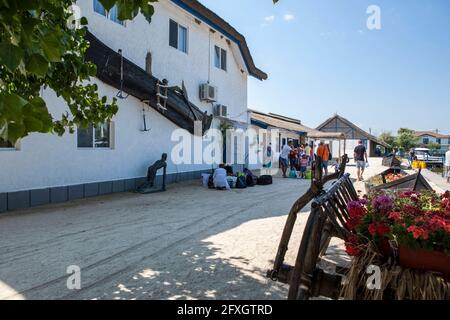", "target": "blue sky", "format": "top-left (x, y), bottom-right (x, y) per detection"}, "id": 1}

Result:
top-left (199, 0), bottom-right (450, 136)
